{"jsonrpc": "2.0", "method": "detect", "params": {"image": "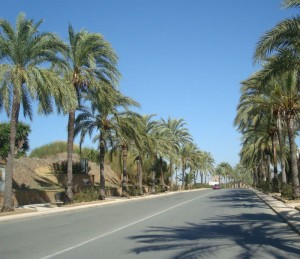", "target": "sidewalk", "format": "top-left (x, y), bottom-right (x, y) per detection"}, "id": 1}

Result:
top-left (0, 197), bottom-right (128, 222)
top-left (0, 190), bottom-right (183, 222)
top-left (253, 189), bottom-right (300, 235)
